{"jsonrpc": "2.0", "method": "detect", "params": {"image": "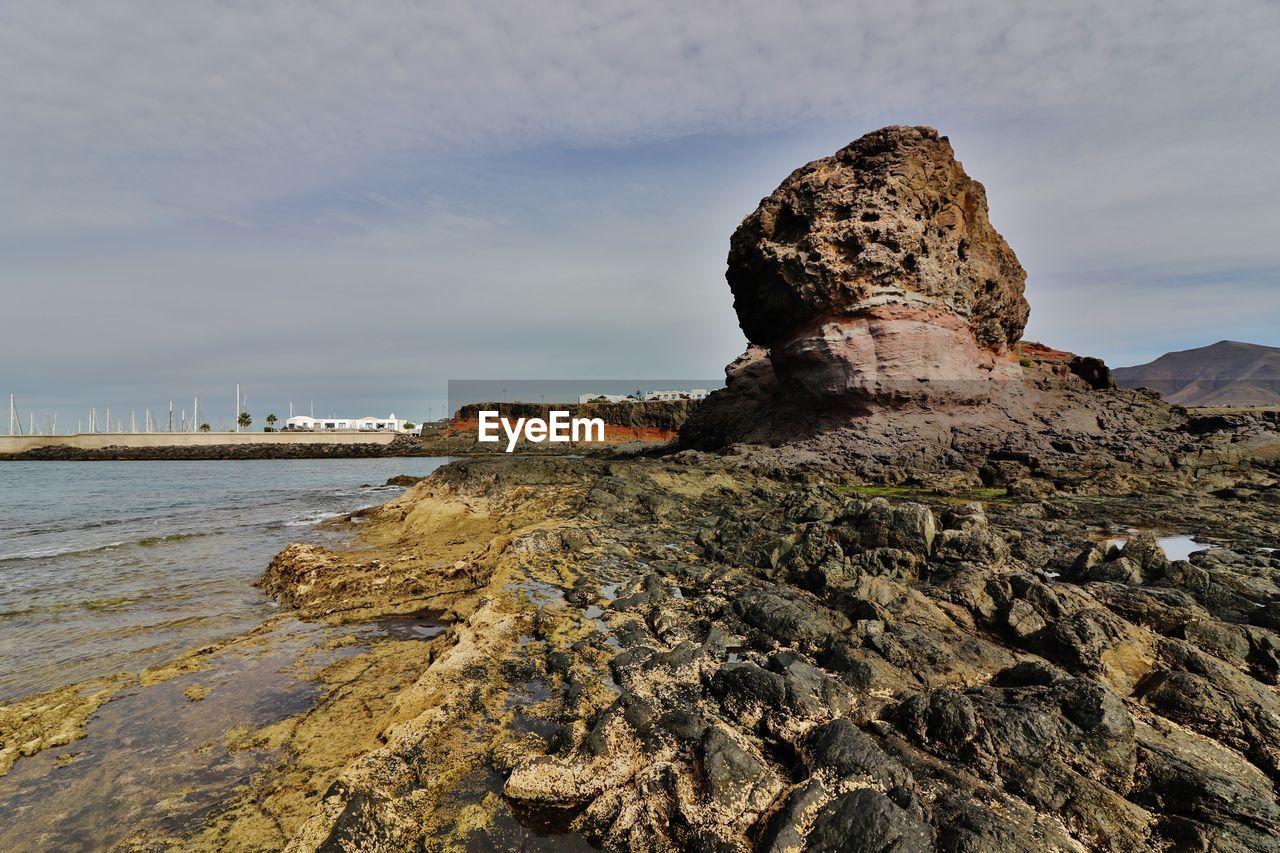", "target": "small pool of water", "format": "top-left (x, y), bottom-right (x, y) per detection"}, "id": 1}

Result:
top-left (376, 615), bottom-right (450, 641)
top-left (507, 578), bottom-right (566, 607)
top-left (1099, 531), bottom-right (1220, 563)
top-left (1155, 535), bottom-right (1217, 562)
